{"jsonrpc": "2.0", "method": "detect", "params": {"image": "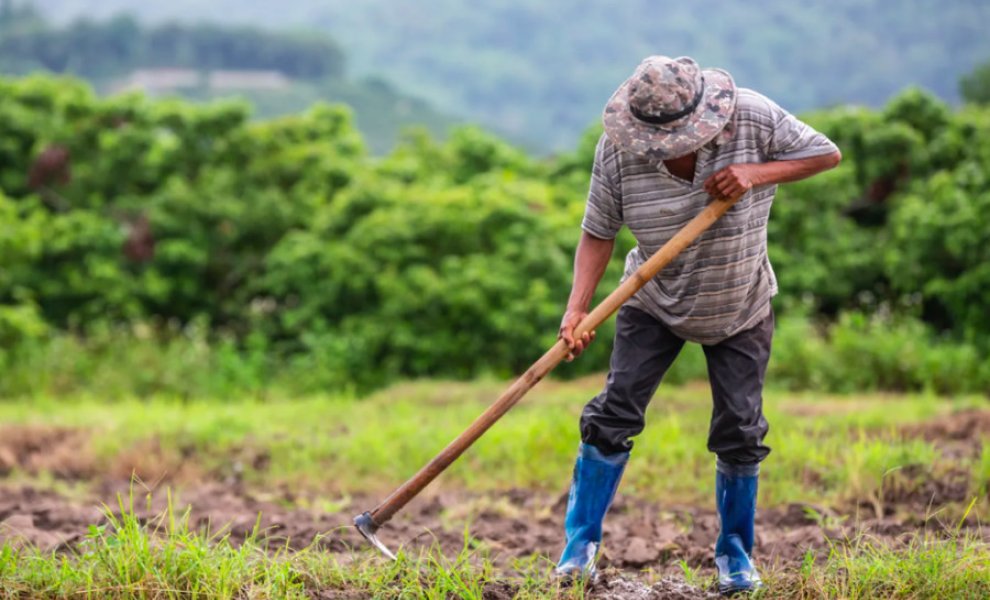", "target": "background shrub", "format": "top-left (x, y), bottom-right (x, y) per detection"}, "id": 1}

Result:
top-left (1, 76), bottom-right (988, 396)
